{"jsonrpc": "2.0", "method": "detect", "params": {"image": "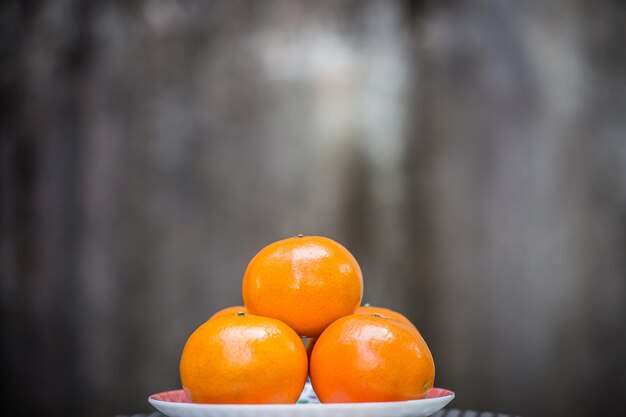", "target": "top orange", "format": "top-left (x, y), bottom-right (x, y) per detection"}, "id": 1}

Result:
top-left (242, 235), bottom-right (363, 337)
